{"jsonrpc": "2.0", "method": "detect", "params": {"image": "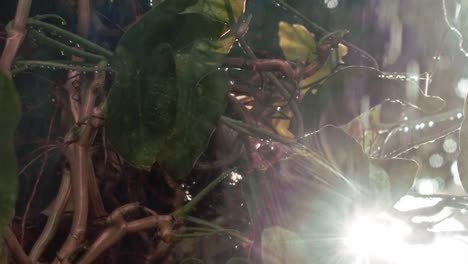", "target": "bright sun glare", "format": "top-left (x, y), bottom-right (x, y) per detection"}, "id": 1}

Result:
top-left (344, 196), bottom-right (468, 264)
